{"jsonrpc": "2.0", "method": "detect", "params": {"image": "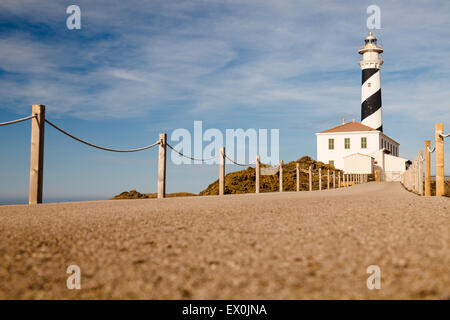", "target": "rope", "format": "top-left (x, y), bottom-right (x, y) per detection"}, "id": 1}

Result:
top-left (166, 143), bottom-right (219, 162)
top-left (45, 119), bottom-right (160, 152)
top-left (0, 114), bottom-right (36, 126)
top-left (439, 131), bottom-right (450, 139)
top-left (427, 146), bottom-right (436, 153)
top-left (224, 153), bottom-right (254, 167)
